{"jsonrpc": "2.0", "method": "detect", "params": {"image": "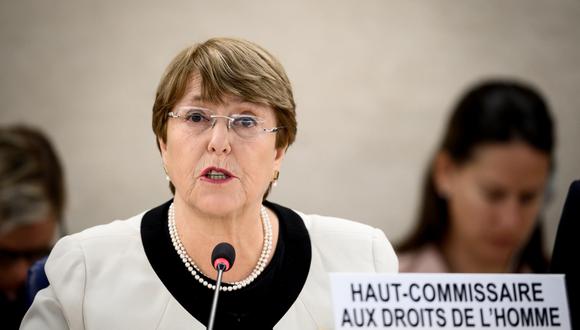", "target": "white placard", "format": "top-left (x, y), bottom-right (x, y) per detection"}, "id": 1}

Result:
top-left (330, 273), bottom-right (570, 329)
